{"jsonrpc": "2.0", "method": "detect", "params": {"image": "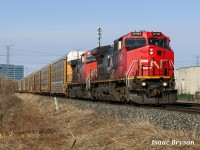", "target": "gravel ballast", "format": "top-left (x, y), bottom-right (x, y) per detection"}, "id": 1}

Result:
top-left (60, 98), bottom-right (200, 133)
